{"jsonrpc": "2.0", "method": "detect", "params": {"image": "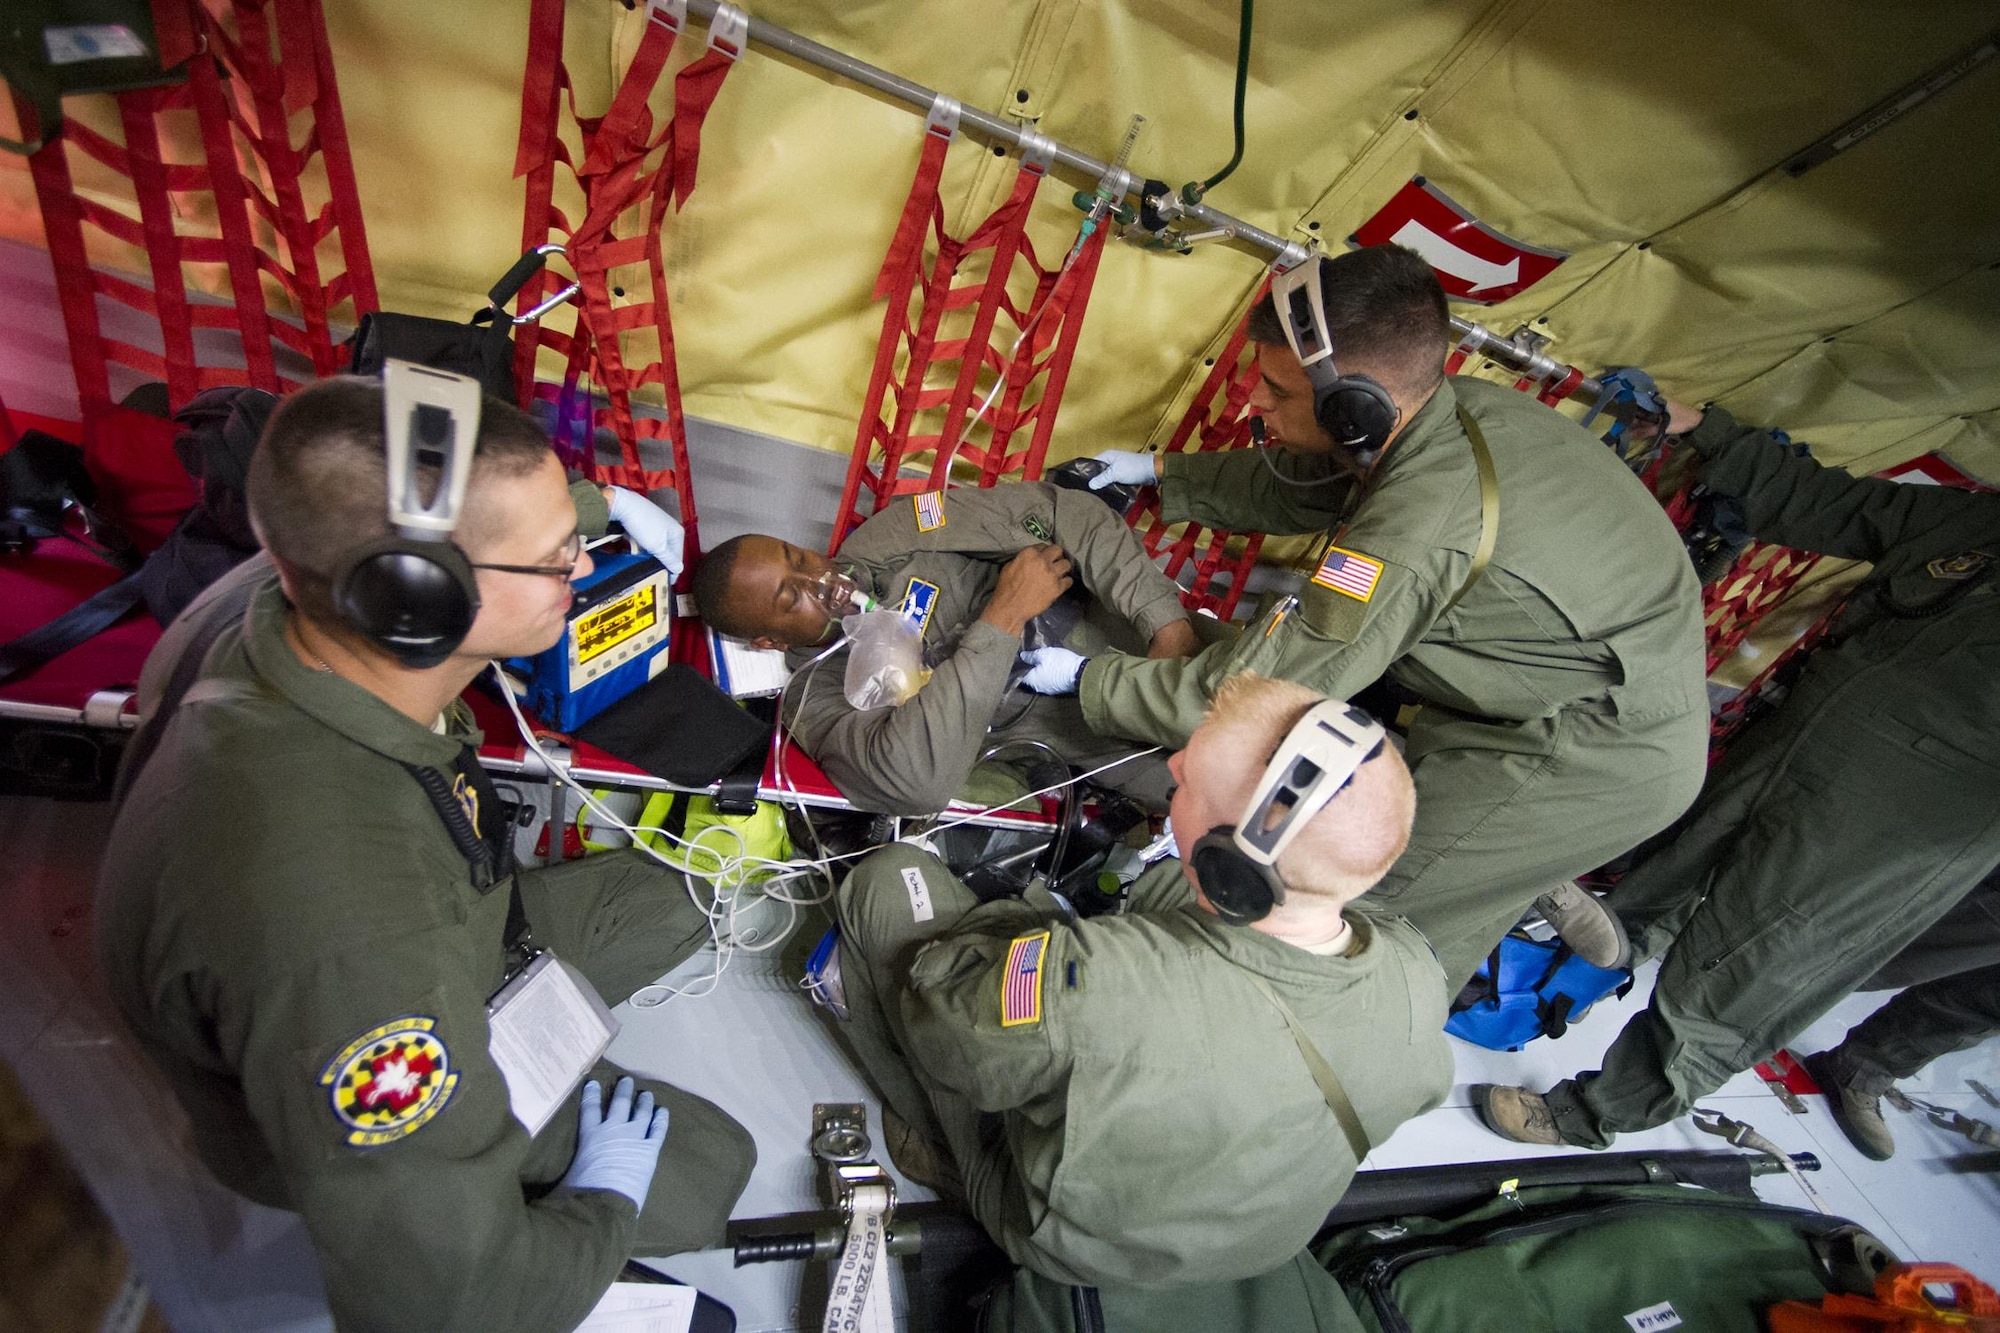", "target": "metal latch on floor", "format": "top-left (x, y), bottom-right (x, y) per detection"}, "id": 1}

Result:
top-left (1691, 1106), bottom-right (1832, 1214)
top-left (730, 1104), bottom-right (923, 1327)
